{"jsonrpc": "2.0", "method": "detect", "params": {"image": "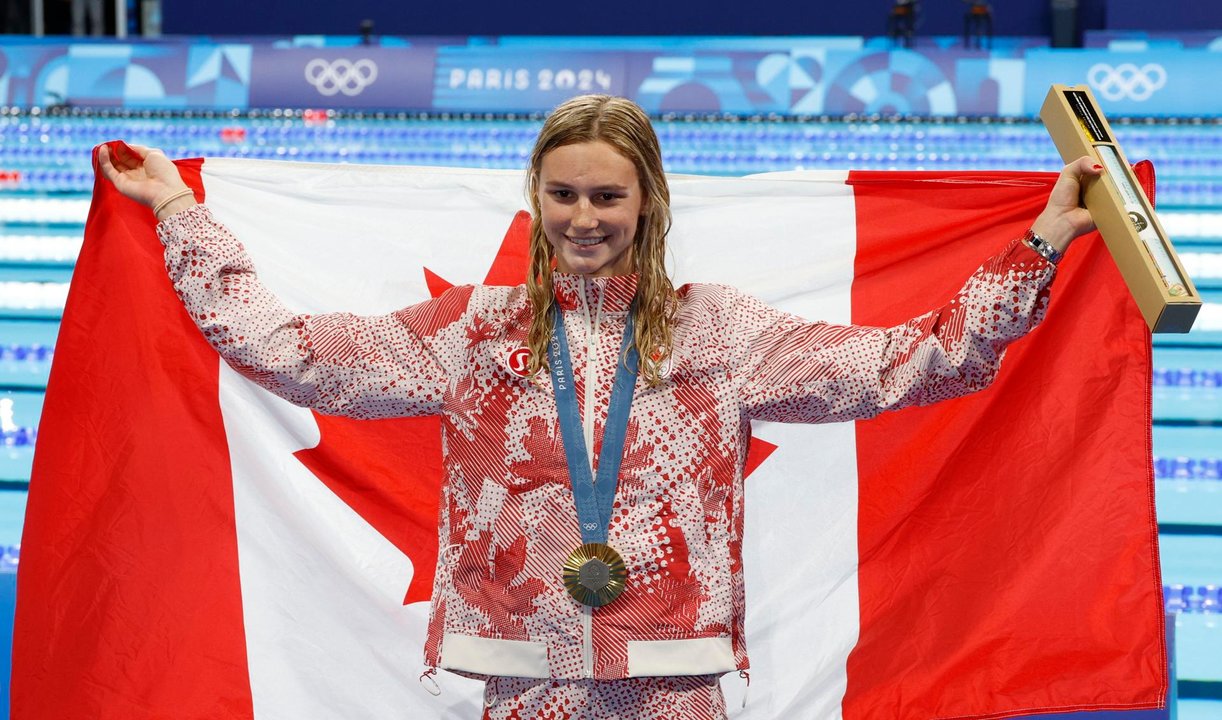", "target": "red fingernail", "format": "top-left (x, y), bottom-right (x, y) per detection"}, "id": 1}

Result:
top-left (1092, 164), bottom-right (1102, 170)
